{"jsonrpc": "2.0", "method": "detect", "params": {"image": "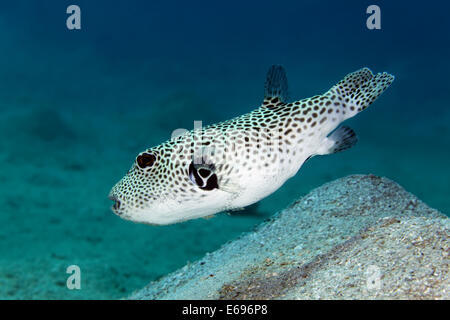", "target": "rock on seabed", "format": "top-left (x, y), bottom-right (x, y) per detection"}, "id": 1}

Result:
top-left (130, 175), bottom-right (449, 300)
